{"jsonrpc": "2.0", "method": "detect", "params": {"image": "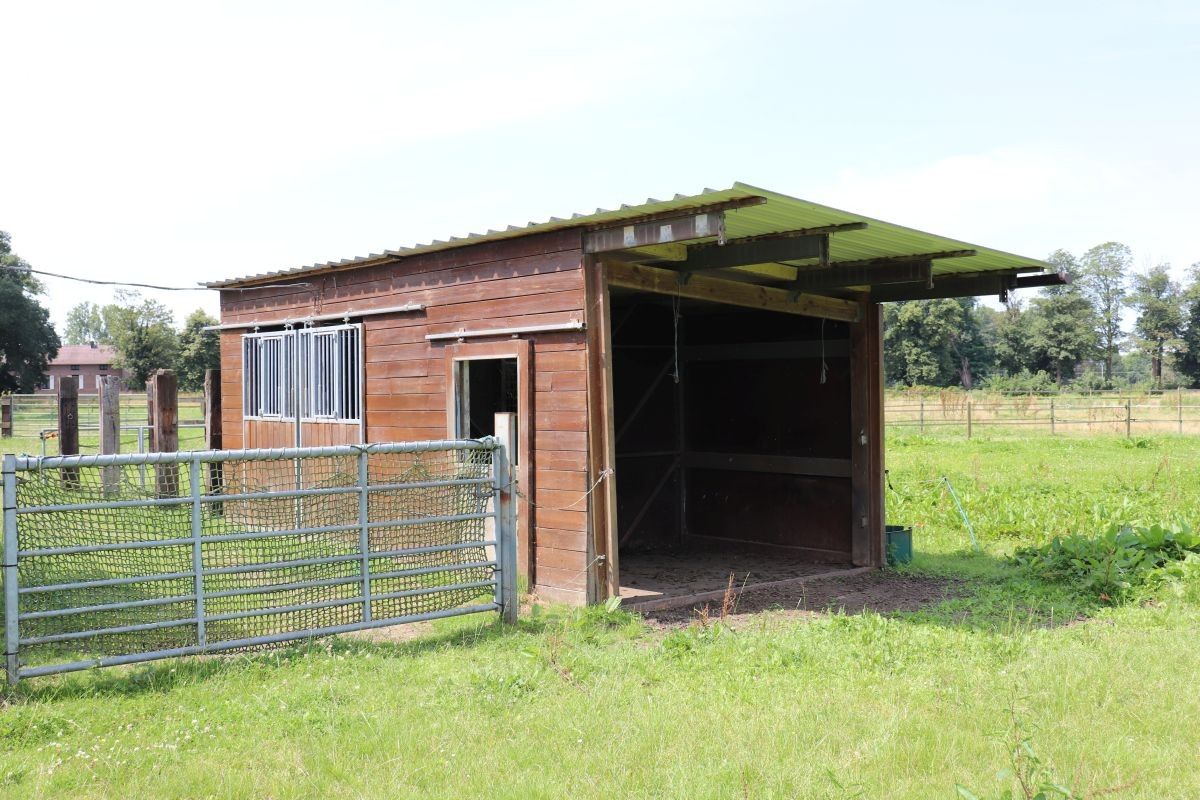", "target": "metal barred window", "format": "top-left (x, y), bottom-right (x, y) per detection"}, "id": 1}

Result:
top-left (242, 325), bottom-right (361, 422)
